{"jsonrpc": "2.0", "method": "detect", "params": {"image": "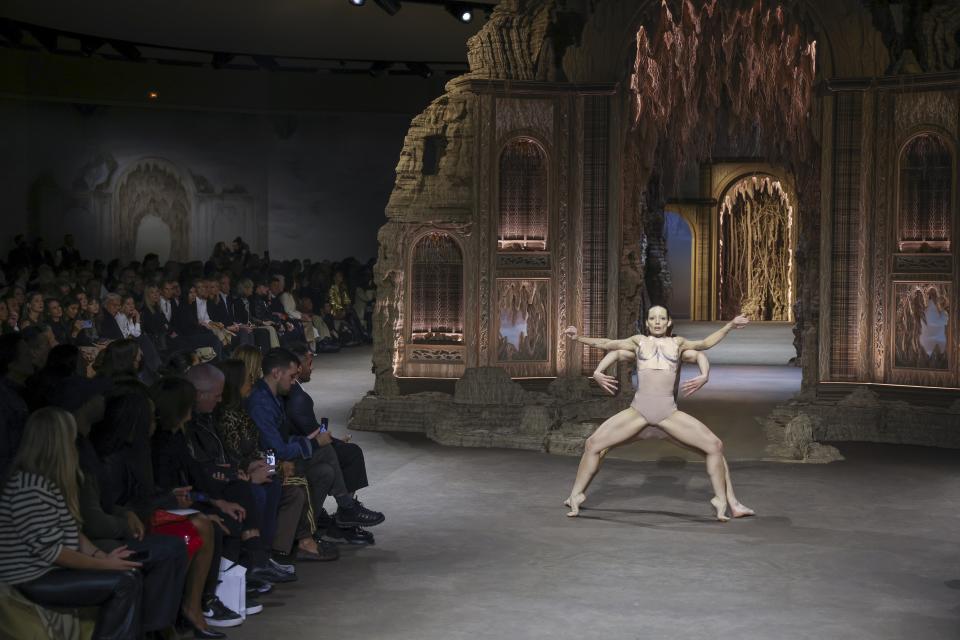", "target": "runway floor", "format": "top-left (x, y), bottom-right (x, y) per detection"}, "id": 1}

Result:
top-left (225, 344), bottom-right (959, 640)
